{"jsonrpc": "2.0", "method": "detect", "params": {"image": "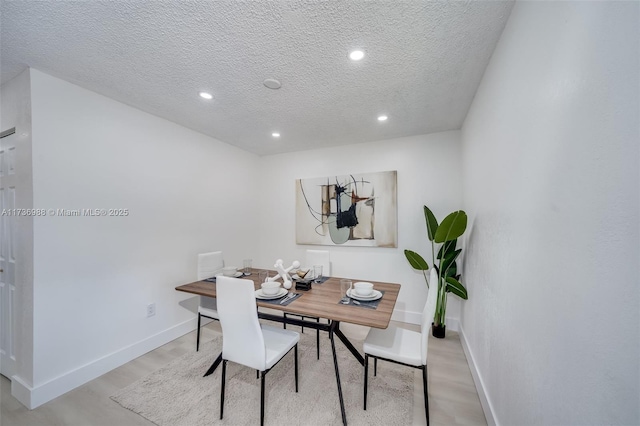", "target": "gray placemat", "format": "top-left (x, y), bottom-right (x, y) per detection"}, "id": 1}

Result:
top-left (258, 292), bottom-right (301, 306)
top-left (338, 290), bottom-right (385, 309)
